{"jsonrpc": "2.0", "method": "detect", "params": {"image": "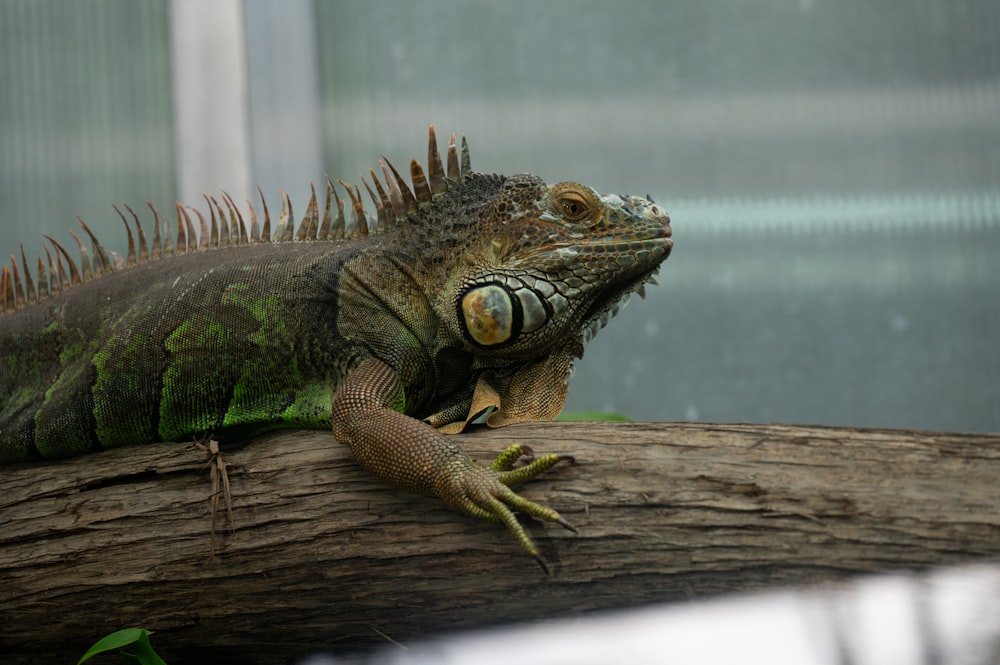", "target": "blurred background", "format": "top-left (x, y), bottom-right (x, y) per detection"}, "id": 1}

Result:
top-left (1, 0), bottom-right (997, 432)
